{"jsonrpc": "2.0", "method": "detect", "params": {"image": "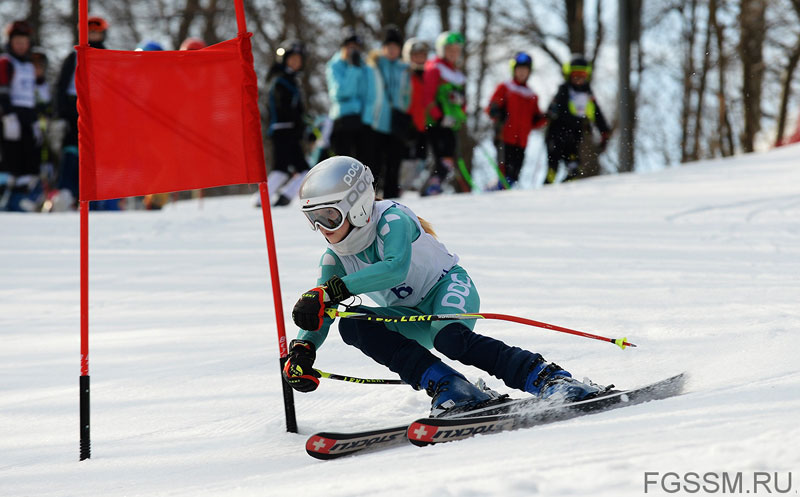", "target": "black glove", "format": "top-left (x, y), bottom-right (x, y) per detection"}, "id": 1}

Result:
top-left (282, 339), bottom-right (321, 392)
top-left (292, 275), bottom-right (352, 331)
